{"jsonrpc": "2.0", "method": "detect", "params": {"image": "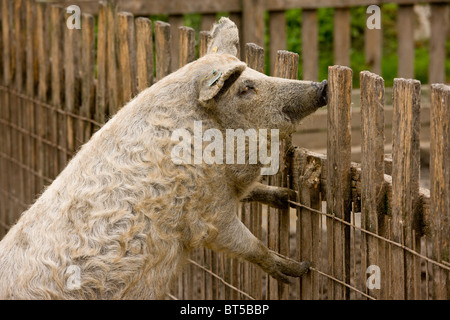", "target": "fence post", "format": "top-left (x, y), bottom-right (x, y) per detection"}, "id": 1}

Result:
top-left (294, 149), bottom-right (322, 300)
top-left (96, 1), bottom-right (107, 124)
top-left (242, 0), bottom-right (265, 48)
top-left (50, 5), bottom-right (66, 175)
top-left (245, 42), bottom-right (265, 300)
top-left (364, 15), bottom-right (382, 76)
top-left (168, 15), bottom-right (183, 72)
top-left (391, 78), bottom-right (421, 299)
top-left (80, 13), bottom-right (95, 144)
top-left (269, 11), bottom-right (286, 75)
top-left (199, 31), bottom-right (211, 58)
top-left (397, 5), bottom-right (414, 79)
top-left (430, 84), bottom-right (450, 300)
top-left (273, 50), bottom-right (299, 300)
top-left (154, 21), bottom-right (171, 82)
top-left (25, 0), bottom-right (37, 212)
top-left (429, 4), bottom-right (448, 84)
top-left (178, 26), bottom-right (196, 67)
top-left (333, 8), bottom-right (351, 67)
top-left (117, 12), bottom-right (137, 105)
top-left (302, 9), bottom-right (318, 81)
top-left (106, 0), bottom-right (119, 115)
top-left (327, 65), bottom-right (352, 299)
top-left (360, 71), bottom-right (385, 300)
top-left (37, 2), bottom-right (50, 190)
top-left (136, 17), bottom-right (154, 92)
